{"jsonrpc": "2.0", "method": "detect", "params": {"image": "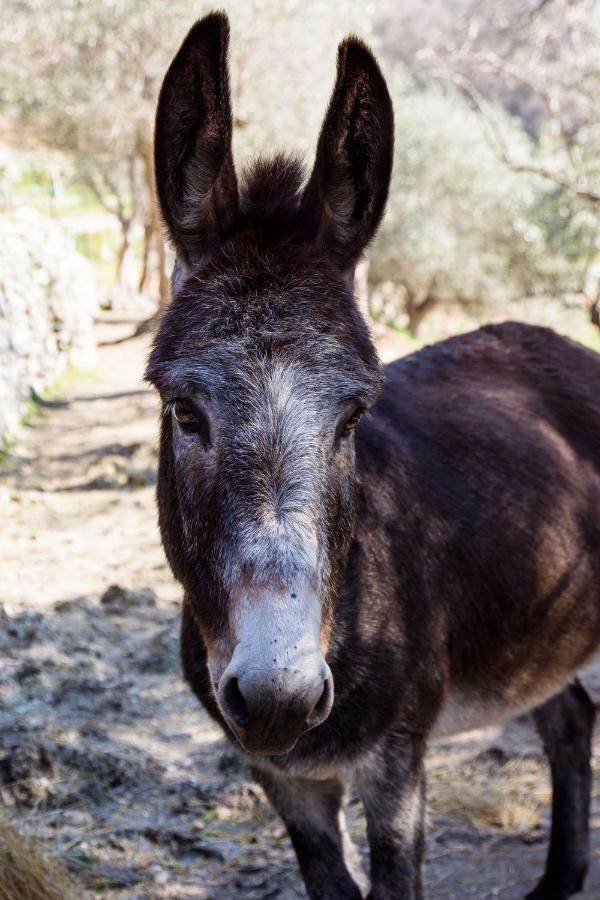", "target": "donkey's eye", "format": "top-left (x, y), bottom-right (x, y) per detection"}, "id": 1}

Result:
top-left (173, 400), bottom-right (195, 426)
top-left (171, 400), bottom-right (211, 445)
top-left (341, 408), bottom-right (363, 435)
